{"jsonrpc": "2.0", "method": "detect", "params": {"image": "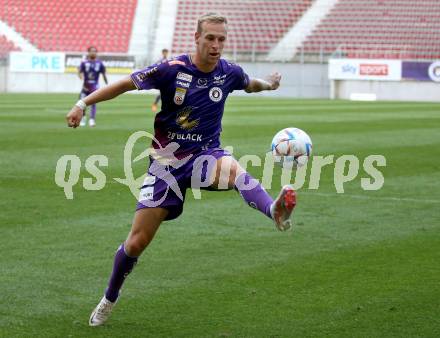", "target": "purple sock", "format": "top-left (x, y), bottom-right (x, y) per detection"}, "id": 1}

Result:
top-left (90, 104), bottom-right (97, 119)
top-left (235, 172), bottom-right (273, 219)
top-left (105, 244), bottom-right (138, 302)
